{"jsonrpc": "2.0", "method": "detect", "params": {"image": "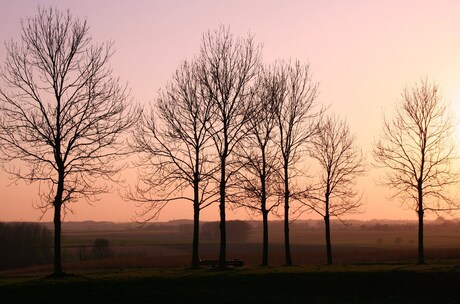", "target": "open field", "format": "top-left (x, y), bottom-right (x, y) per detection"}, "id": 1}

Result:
top-left (3, 219), bottom-right (460, 274)
top-left (2, 220), bottom-right (460, 303)
top-left (56, 220), bottom-right (460, 268)
top-left (1, 263), bottom-right (460, 303)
